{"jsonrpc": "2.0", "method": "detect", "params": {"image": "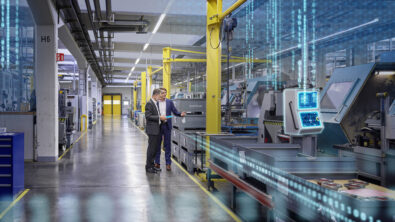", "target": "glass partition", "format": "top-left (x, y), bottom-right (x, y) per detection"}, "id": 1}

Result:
top-left (227, 0), bottom-right (395, 89)
top-left (0, 0), bottom-right (35, 112)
